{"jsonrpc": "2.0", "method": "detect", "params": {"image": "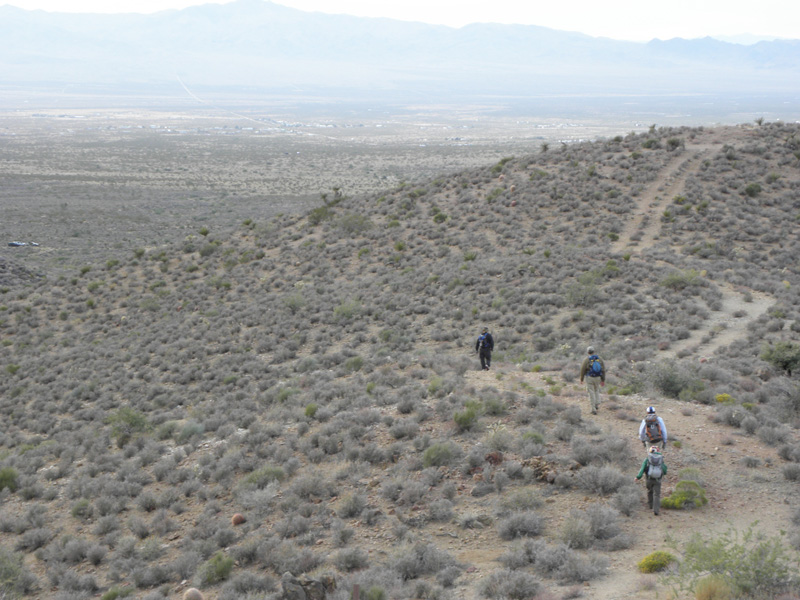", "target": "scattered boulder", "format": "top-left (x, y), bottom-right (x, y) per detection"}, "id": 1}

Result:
top-left (521, 456), bottom-right (564, 483)
top-left (281, 572), bottom-right (336, 600)
top-left (183, 589), bottom-right (204, 600)
top-left (231, 513), bottom-right (246, 526)
top-left (485, 451), bottom-right (504, 466)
